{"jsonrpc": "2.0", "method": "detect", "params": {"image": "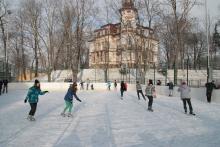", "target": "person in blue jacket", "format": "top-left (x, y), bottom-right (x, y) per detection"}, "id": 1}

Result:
top-left (61, 82), bottom-right (82, 117)
top-left (24, 80), bottom-right (48, 121)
